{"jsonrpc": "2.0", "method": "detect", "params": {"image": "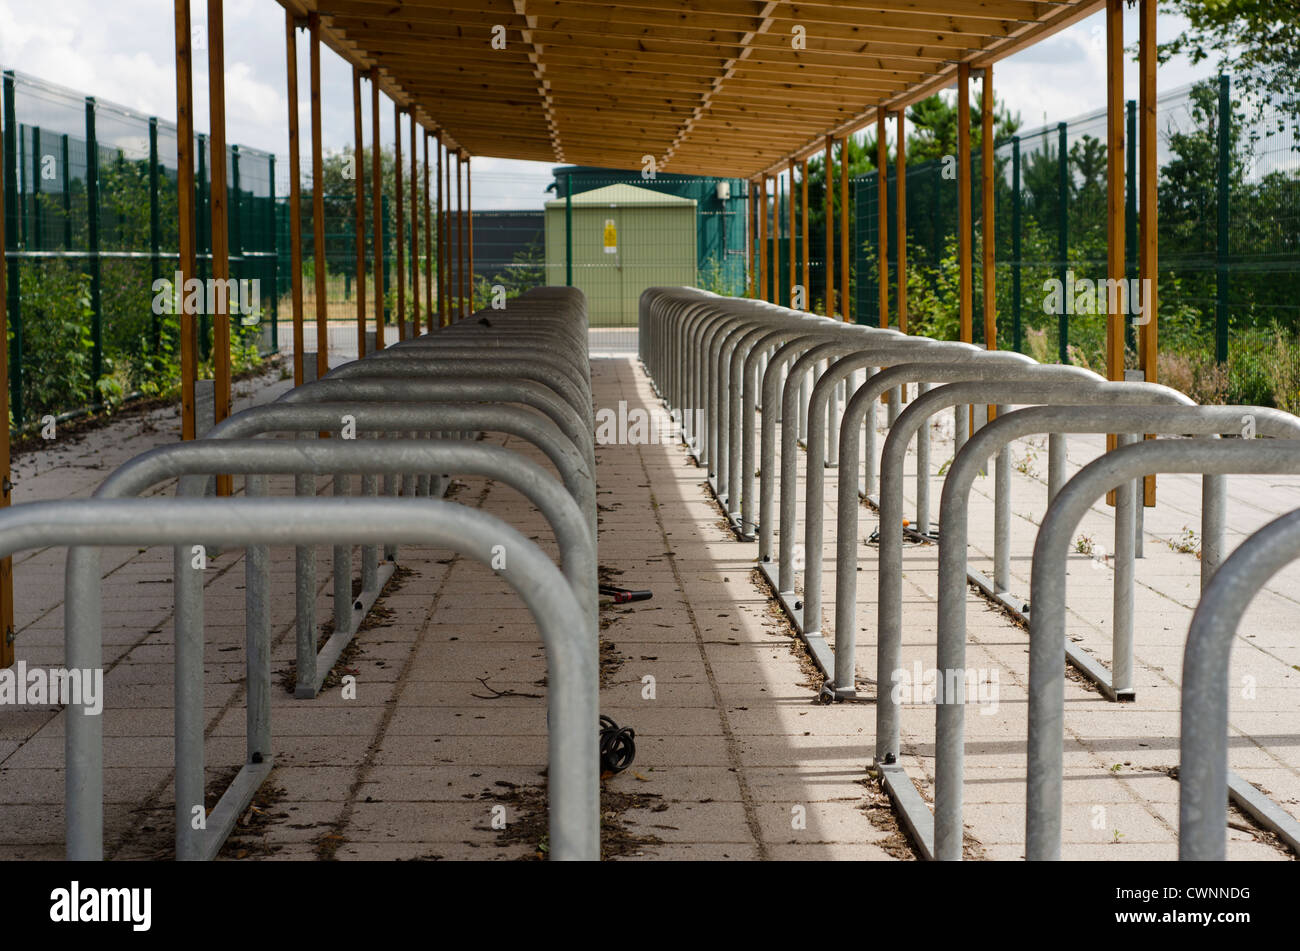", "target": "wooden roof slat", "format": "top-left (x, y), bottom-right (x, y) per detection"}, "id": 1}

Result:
top-left (288, 0), bottom-right (1101, 176)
